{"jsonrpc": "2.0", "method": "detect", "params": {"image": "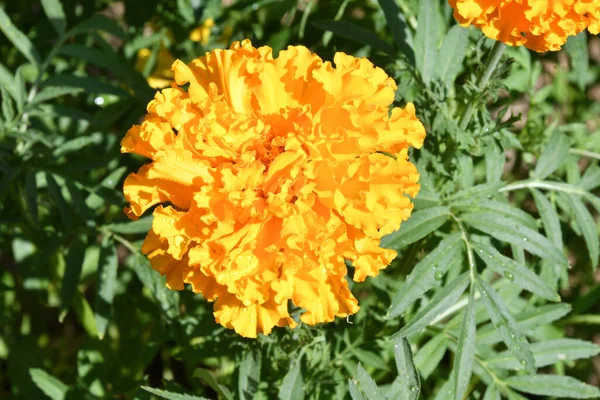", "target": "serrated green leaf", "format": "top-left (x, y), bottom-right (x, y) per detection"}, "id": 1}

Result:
top-left (446, 182), bottom-right (504, 203)
top-left (380, 206), bottom-right (450, 250)
top-left (530, 189), bottom-right (563, 249)
top-left (141, 386), bottom-right (210, 400)
top-left (435, 25), bottom-right (469, 89)
top-left (414, 0), bottom-right (438, 84)
top-left (534, 130), bottom-right (570, 180)
top-left (194, 369), bottom-right (234, 400)
top-left (452, 285), bottom-right (476, 400)
top-left (387, 232), bottom-right (462, 318)
top-left (312, 20), bottom-right (395, 56)
top-left (377, 0), bottom-right (415, 64)
top-left (565, 31), bottom-right (588, 90)
top-left (0, 7), bottom-right (41, 65)
top-left (476, 277), bottom-right (535, 374)
top-left (561, 193), bottom-right (599, 269)
top-left (477, 303), bottom-right (571, 345)
top-left (390, 273), bottom-right (470, 338)
top-left (355, 363), bottom-right (387, 400)
top-left (487, 339), bottom-right (600, 370)
top-left (461, 212), bottom-right (567, 265)
top-left (452, 199), bottom-right (537, 230)
top-left (239, 349), bottom-right (261, 400)
top-left (473, 242), bottom-right (560, 301)
top-left (278, 360), bottom-right (304, 400)
top-left (94, 236), bottom-right (118, 339)
top-left (392, 338), bottom-right (420, 400)
top-left (41, 0), bottom-right (67, 36)
top-left (349, 378), bottom-right (367, 400)
top-left (59, 238), bottom-right (86, 322)
top-left (414, 334), bottom-right (447, 379)
top-left (29, 369), bottom-right (68, 400)
top-left (506, 375), bottom-right (600, 399)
